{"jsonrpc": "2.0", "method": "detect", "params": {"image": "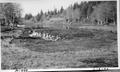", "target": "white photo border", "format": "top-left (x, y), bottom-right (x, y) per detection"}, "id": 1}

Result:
top-left (0, 0), bottom-right (119, 72)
